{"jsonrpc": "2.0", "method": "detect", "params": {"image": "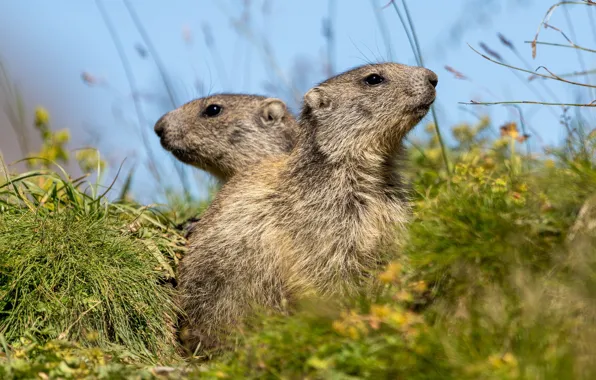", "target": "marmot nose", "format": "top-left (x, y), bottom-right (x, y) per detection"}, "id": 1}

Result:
top-left (154, 115), bottom-right (167, 138)
top-left (426, 70), bottom-right (438, 88)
